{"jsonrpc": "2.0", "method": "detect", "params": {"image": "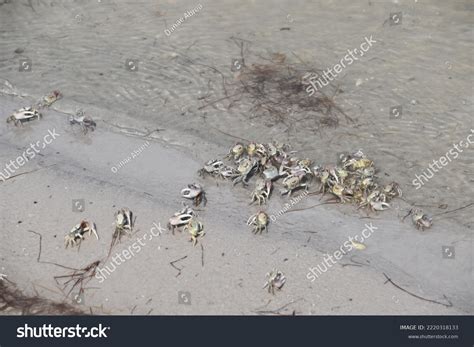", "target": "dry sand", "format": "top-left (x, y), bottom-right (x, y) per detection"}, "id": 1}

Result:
top-left (0, 0), bottom-right (472, 315)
